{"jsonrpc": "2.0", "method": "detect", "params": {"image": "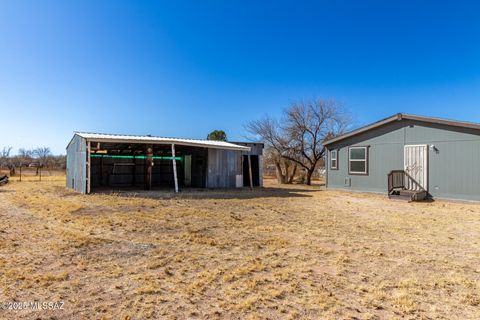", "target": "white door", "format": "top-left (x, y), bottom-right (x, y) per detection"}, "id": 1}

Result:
top-left (404, 145), bottom-right (428, 191)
